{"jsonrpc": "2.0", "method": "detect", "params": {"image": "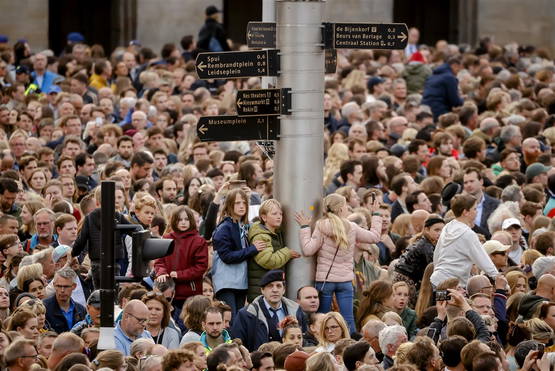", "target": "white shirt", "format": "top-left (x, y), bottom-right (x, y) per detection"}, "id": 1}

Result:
top-left (431, 219), bottom-right (498, 287)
